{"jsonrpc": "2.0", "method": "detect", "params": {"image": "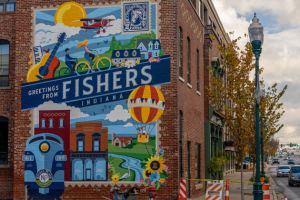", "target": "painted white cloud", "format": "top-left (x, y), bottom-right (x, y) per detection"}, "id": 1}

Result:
top-left (93, 15), bottom-right (122, 38)
top-left (124, 122), bottom-right (134, 127)
top-left (33, 101), bottom-right (89, 124)
top-left (105, 105), bottom-right (131, 122)
top-left (35, 23), bottom-right (81, 46)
